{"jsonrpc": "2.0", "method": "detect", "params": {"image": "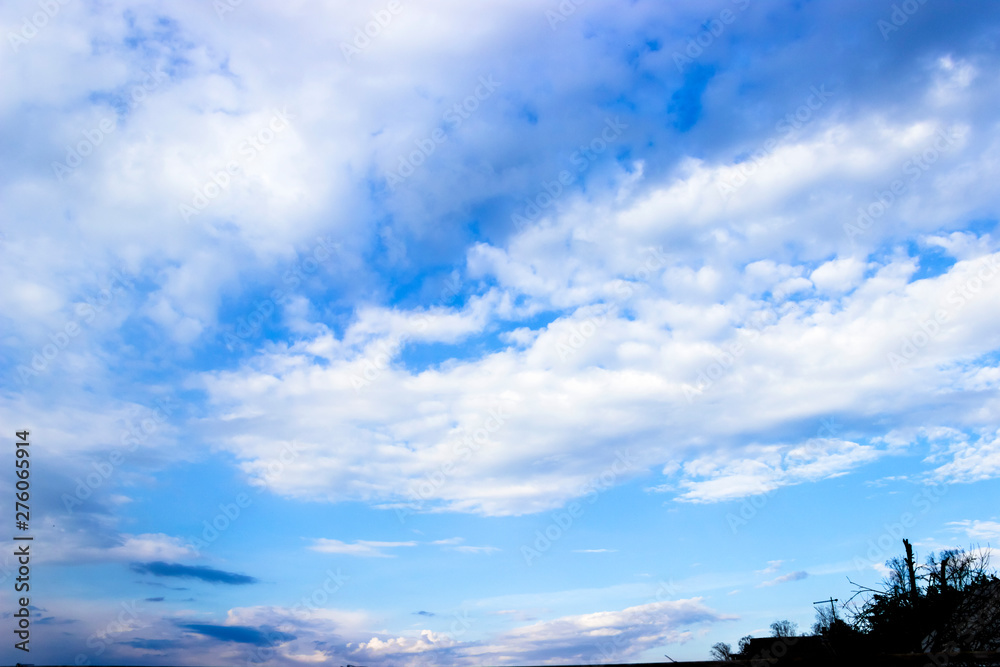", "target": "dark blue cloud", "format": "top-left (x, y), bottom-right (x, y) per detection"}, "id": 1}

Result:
top-left (668, 64), bottom-right (715, 132)
top-left (179, 623), bottom-right (296, 646)
top-left (35, 615), bottom-right (74, 625)
top-left (122, 638), bottom-right (176, 650)
top-left (130, 561), bottom-right (258, 585)
top-left (140, 581), bottom-right (189, 590)
top-left (415, 610), bottom-right (436, 617)
top-left (144, 596), bottom-right (165, 602)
